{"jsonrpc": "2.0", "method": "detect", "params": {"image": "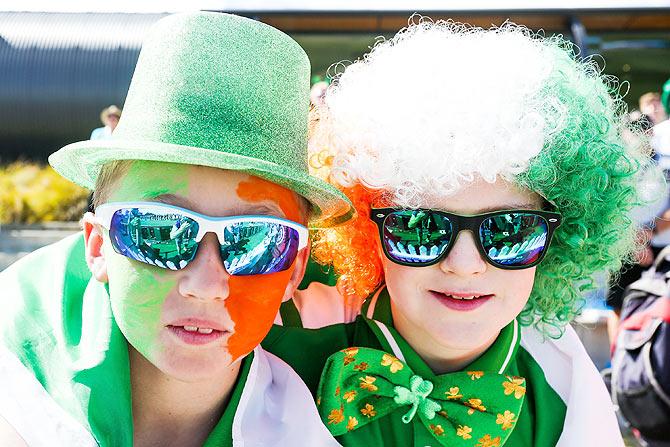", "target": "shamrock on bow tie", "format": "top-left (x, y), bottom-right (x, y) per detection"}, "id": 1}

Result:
top-left (317, 347), bottom-right (526, 447)
top-left (394, 375), bottom-right (442, 423)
